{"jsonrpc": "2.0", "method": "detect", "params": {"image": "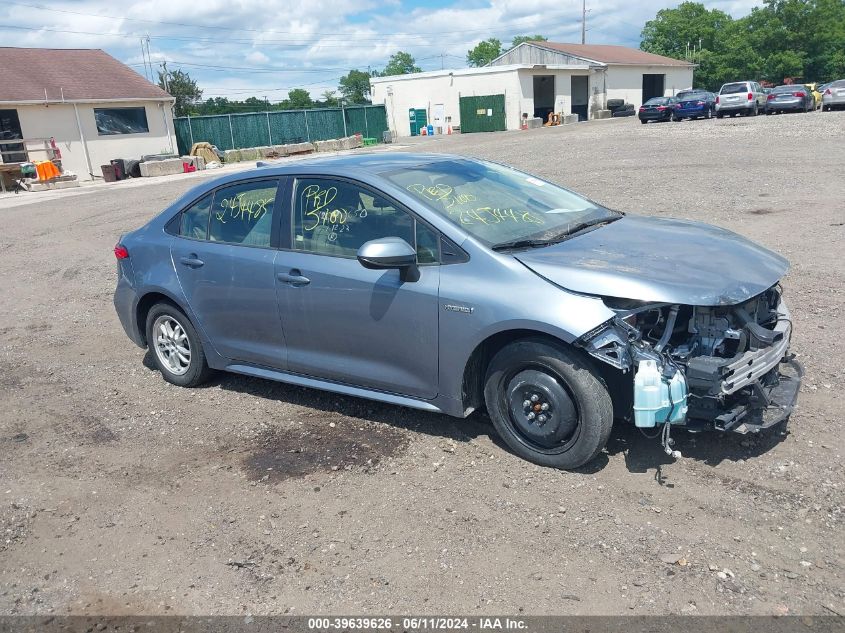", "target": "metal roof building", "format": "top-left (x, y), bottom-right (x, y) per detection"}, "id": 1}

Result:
top-left (370, 41), bottom-right (694, 136)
